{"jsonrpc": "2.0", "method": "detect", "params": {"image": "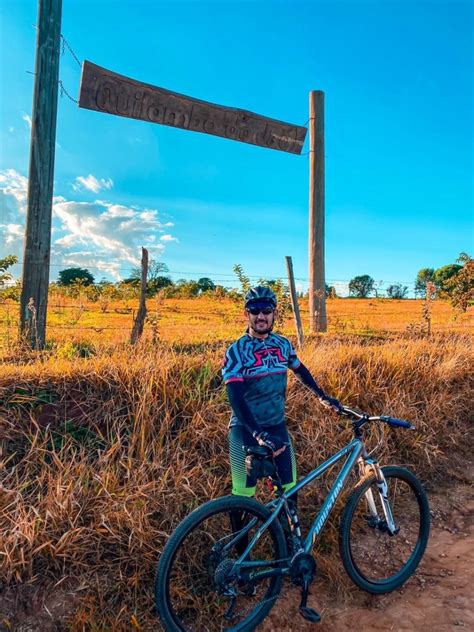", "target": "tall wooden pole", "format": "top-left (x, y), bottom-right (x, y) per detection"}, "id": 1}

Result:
top-left (308, 90), bottom-right (327, 333)
top-left (20, 0), bottom-right (63, 348)
top-left (285, 256), bottom-right (304, 349)
top-left (130, 247), bottom-right (149, 345)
